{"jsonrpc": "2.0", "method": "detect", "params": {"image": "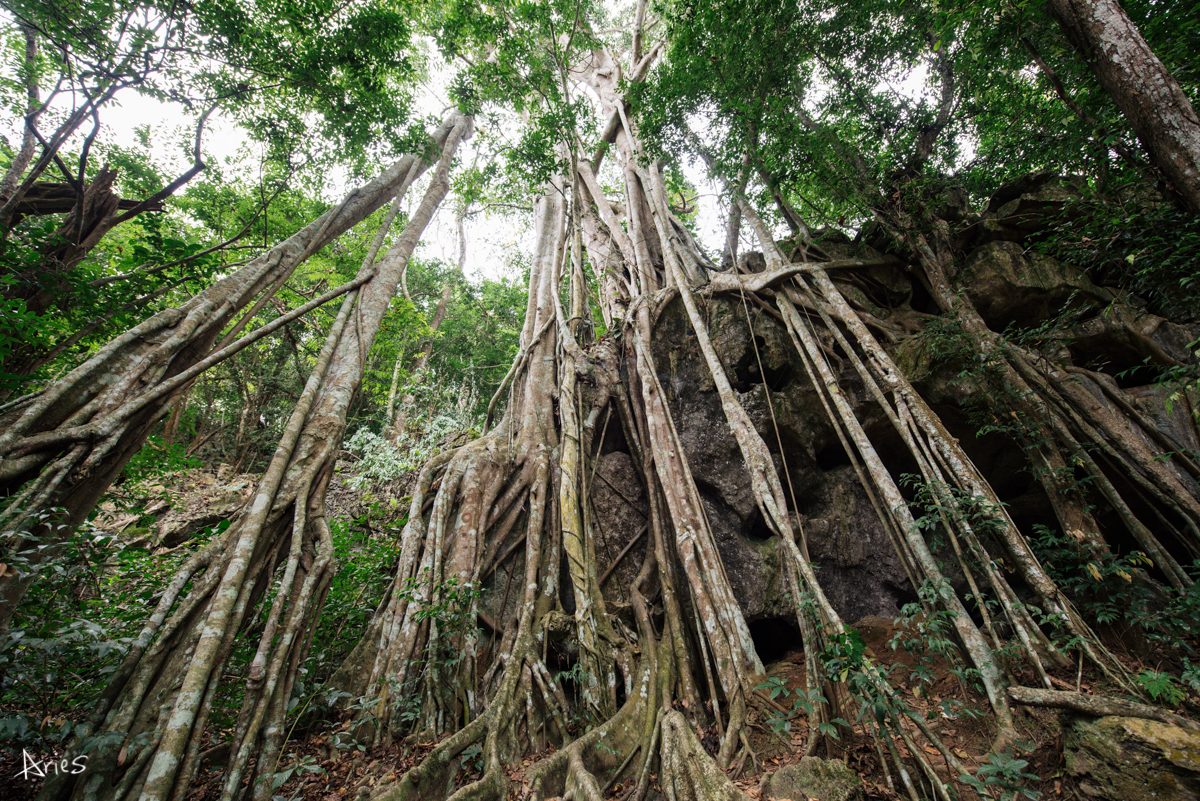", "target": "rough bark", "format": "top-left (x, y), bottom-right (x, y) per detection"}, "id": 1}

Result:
top-left (0, 114), bottom-right (462, 631)
top-left (1047, 0), bottom-right (1200, 213)
top-left (35, 113), bottom-right (474, 801)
